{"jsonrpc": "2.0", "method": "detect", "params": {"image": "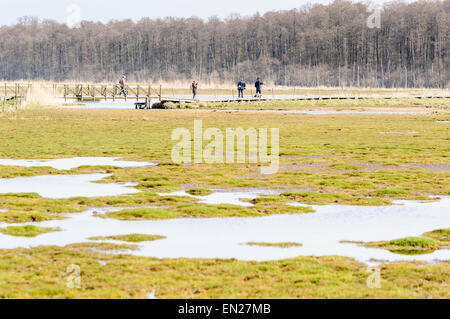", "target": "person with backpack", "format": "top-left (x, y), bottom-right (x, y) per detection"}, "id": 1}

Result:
top-left (255, 77), bottom-right (264, 97)
top-left (119, 75), bottom-right (127, 96)
top-left (237, 79), bottom-right (246, 98)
